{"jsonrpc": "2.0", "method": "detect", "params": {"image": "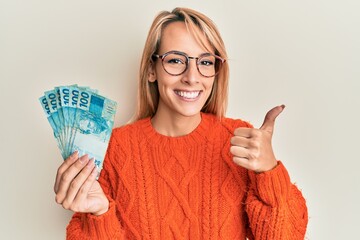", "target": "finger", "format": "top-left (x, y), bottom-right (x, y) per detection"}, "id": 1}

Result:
top-left (230, 145), bottom-right (249, 159)
top-left (232, 156), bottom-right (252, 170)
top-left (233, 127), bottom-right (253, 138)
top-left (54, 151), bottom-right (79, 193)
top-left (233, 156), bottom-right (265, 172)
top-left (259, 104), bottom-right (285, 133)
top-left (231, 143), bottom-right (260, 160)
top-left (55, 154), bottom-right (89, 204)
top-left (72, 166), bottom-right (99, 212)
top-left (61, 159), bottom-right (95, 210)
top-left (230, 136), bottom-right (256, 149)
